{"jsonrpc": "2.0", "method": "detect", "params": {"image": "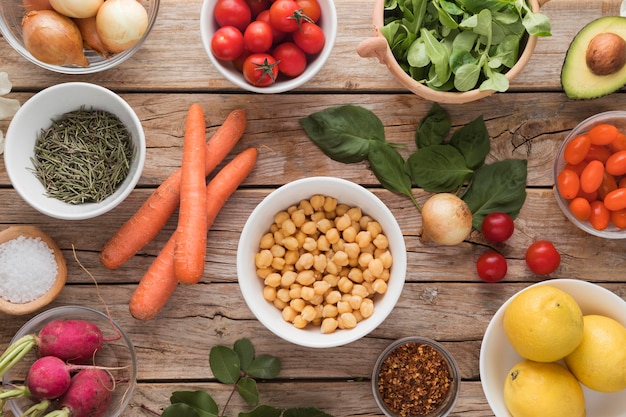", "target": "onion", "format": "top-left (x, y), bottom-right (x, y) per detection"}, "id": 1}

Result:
top-left (22, 10), bottom-right (89, 67)
top-left (421, 193), bottom-right (473, 246)
top-left (23, 0), bottom-right (53, 12)
top-left (49, 0), bottom-right (103, 18)
top-left (96, 0), bottom-right (149, 53)
top-left (75, 17), bottom-right (110, 57)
